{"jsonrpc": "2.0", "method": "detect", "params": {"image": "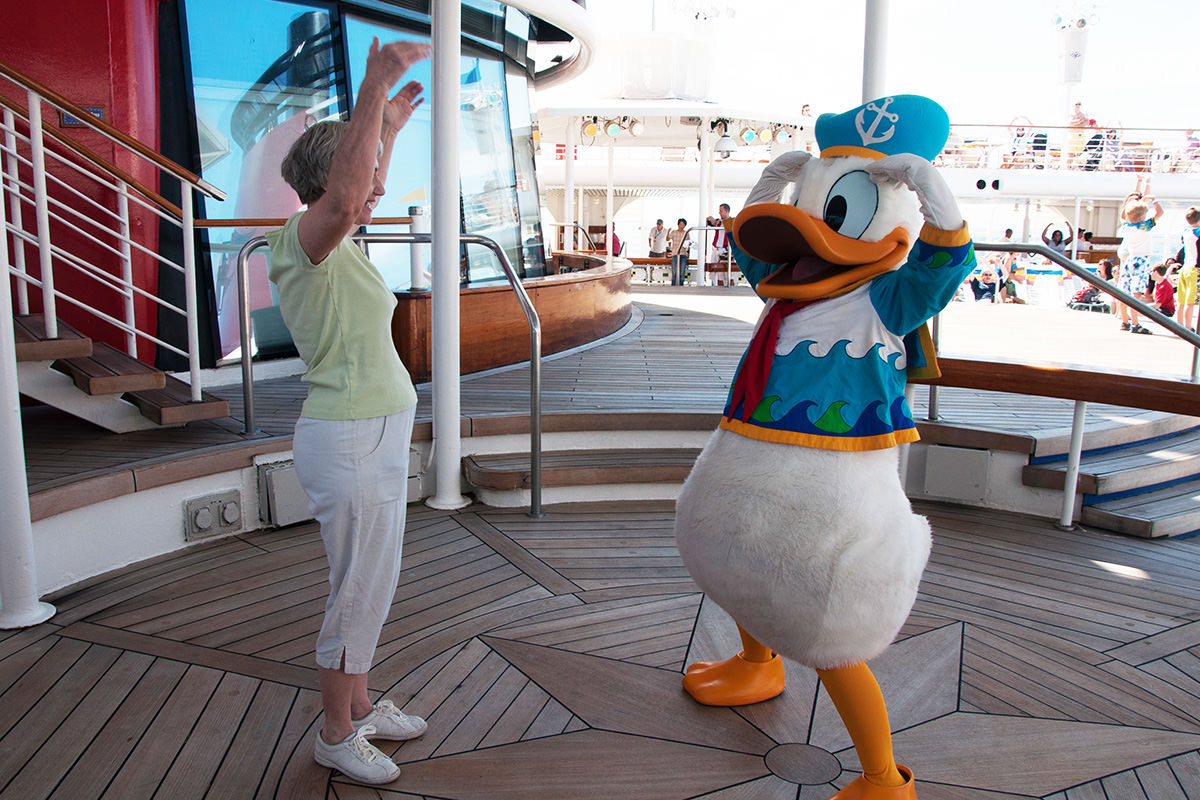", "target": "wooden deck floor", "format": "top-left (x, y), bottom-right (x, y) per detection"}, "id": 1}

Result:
top-left (6, 500), bottom-right (1200, 799)
top-left (12, 288), bottom-right (1200, 799)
